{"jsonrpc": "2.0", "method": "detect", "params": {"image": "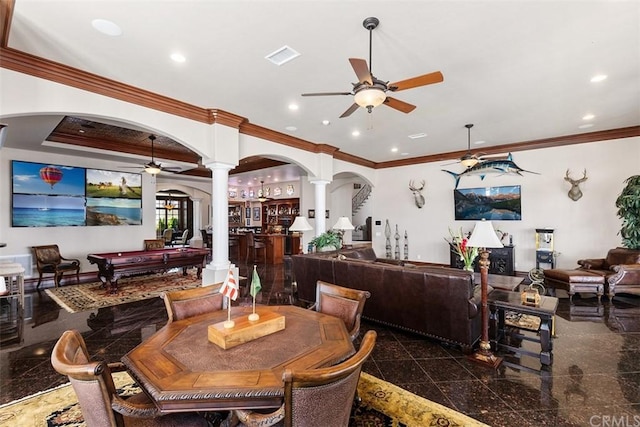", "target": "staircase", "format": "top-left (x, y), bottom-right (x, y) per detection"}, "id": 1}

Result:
top-left (352, 184), bottom-right (371, 213)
